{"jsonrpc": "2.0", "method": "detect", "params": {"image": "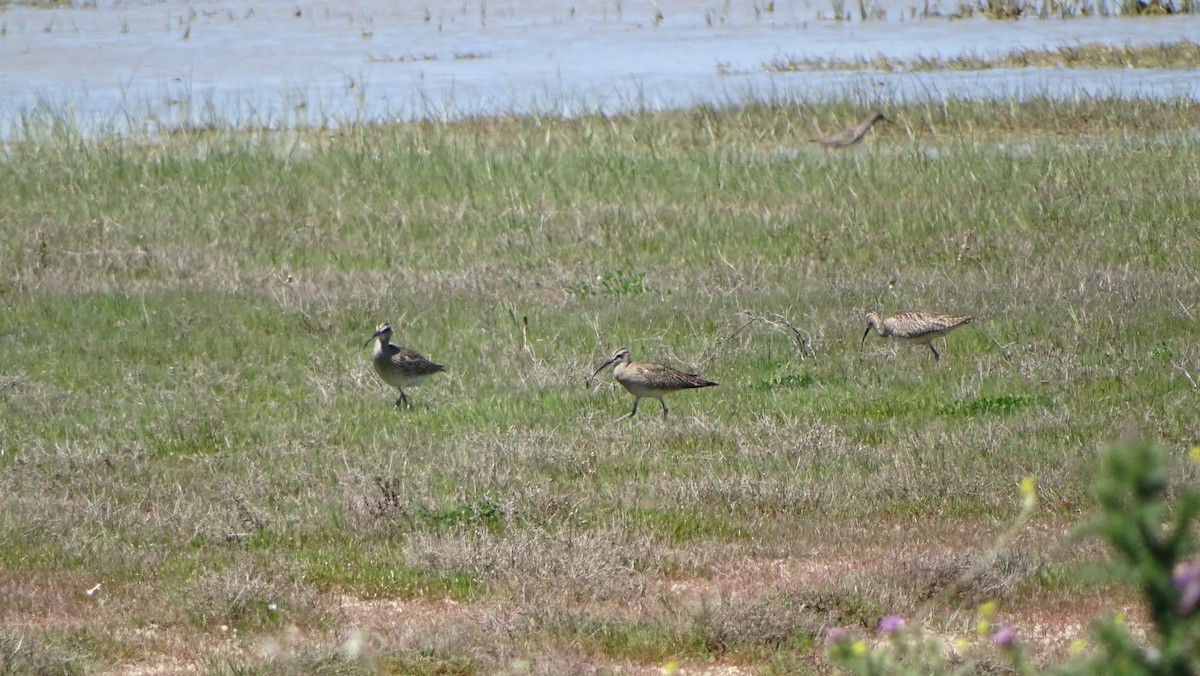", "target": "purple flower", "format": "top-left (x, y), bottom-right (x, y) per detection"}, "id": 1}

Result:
top-left (993, 625), bottom-right (1017, 648)
top-left (825, 626), bottom-right (853, 646)
top-left (1174, 561), bottom-right (1200, 615)
top-left (878, 615), bottom-right (906, 634)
